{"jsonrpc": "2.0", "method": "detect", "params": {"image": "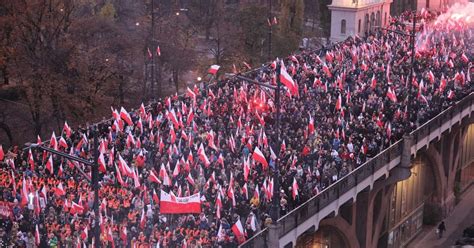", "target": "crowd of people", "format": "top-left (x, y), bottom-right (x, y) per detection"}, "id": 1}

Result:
top-left (0, 8), bottom-right (473, 248)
